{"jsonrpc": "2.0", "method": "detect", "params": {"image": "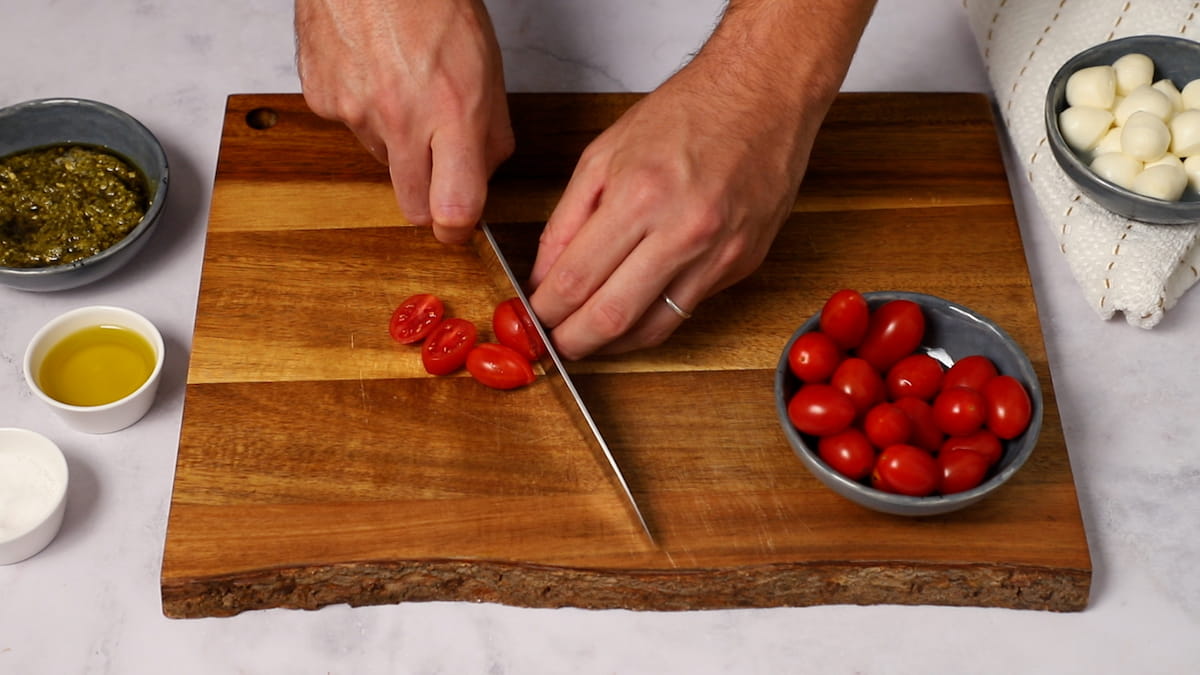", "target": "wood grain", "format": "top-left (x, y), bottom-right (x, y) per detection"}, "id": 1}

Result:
top-left (161, 93), bottom-right (1092, 618)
